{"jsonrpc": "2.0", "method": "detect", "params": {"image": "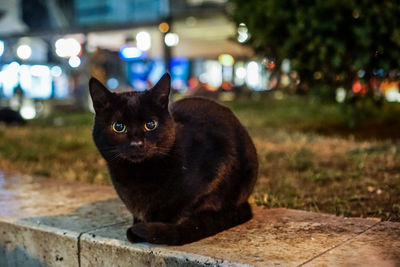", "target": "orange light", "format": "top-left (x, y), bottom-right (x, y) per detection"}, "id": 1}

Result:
top-left (221, 81), bottom-right (232, 90)
top-left (205, 84), bottom-right (218, 92)
top-left (268, 62), bottom-right (275, 69)
top-left (353, 81), bottom-right (362, 93)
top-left (352, 80), bottom-right (367, 95)
top-left (380, 79), bottom-right (399, 92)
top-left (158, 22), bottom-right (169, 33)
top-left (188, 77), bottom-right (199, 89)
